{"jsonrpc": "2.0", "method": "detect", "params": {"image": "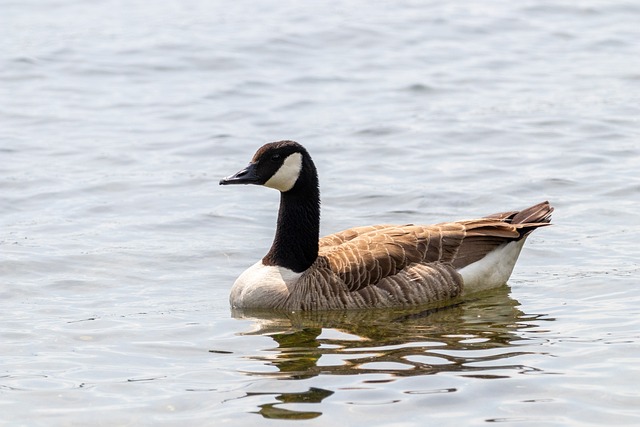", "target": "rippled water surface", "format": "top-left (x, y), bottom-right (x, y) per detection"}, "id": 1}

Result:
top-left (2, 1), bottom-right (640, 425)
